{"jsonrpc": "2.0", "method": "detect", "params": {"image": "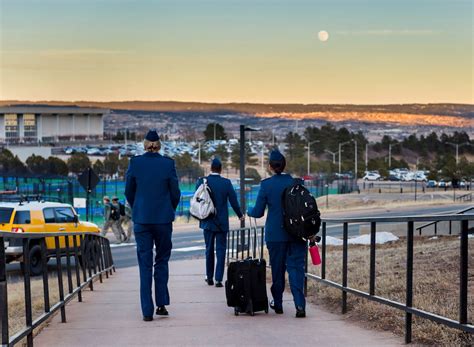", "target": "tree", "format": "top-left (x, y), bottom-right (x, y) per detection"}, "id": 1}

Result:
top-left (26, 154), bottom-right (47, 175)
top-left (174, 153), bottom-right (204, 181)
top-left (230, 143), bottom-right (258, 171)
top-left (67, 153), bottom-right (91, 174)
top-left (214, 145), bottom-right (229, 167)
top-left (245, 167), bottom-right (261, 183)
top-left (0, 149), bottom-right (27, 175)
top-left (103, 153), bottom-right (120, 176)
top-left (93, 159), bottom-right (105, 175)
top-left (118, 156), bottom-right (129, 177)
top-left (46, 157), bottom-right (68, 176)
top-left (284, 132), bottom-right (305, 161)
top-left (203, 123), bottom-right (227, 141)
